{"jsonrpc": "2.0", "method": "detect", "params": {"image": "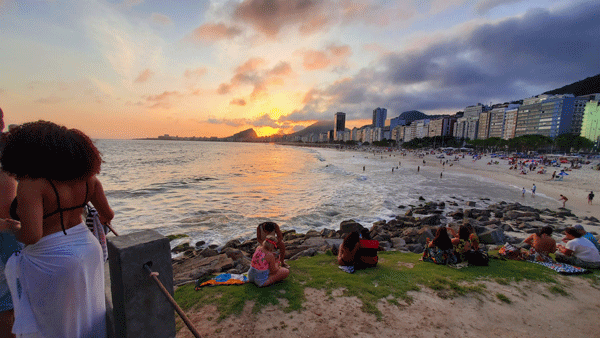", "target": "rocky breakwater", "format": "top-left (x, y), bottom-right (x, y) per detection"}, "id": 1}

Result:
top-left (171, 199), bottom-right (599, 286)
